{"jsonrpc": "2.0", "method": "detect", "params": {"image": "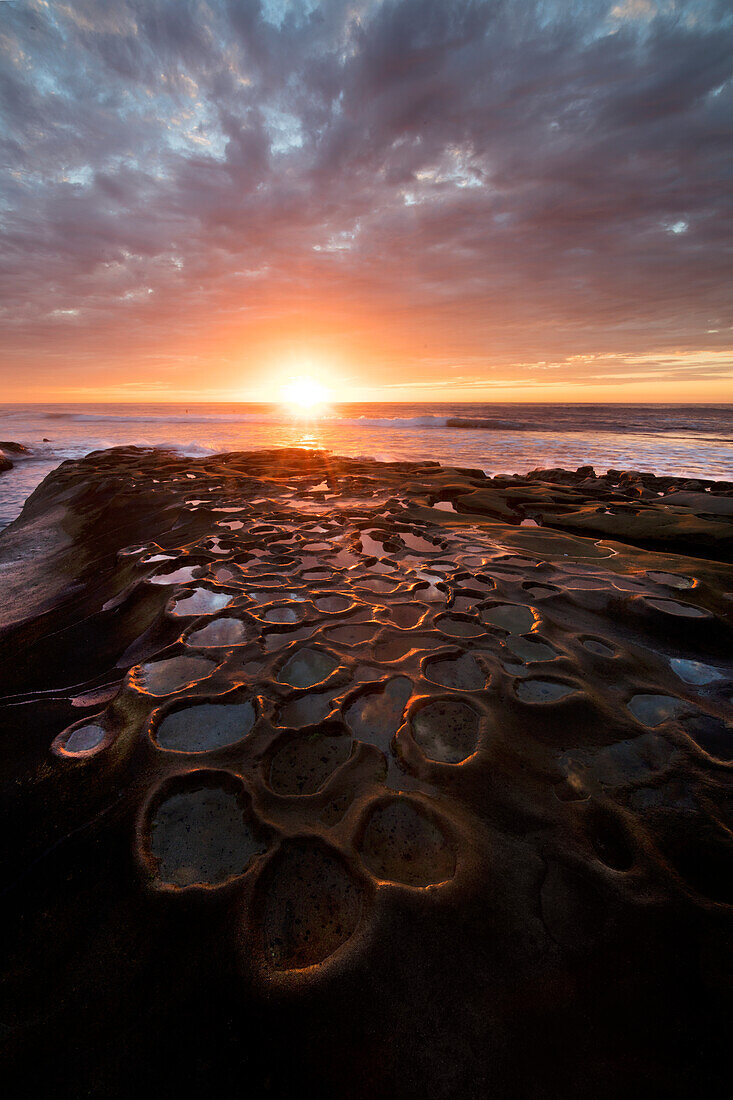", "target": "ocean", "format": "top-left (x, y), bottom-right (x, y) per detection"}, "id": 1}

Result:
top-left (1, 401), bottom-right (732, 530)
